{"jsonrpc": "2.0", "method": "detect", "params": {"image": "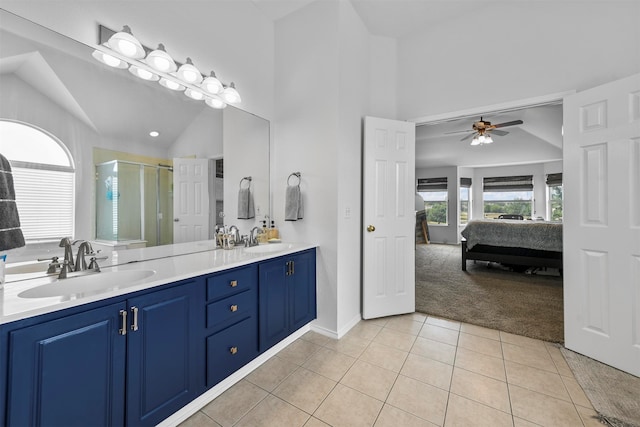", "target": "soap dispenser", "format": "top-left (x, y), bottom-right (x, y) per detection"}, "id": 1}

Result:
top-left (269, 220), bottom-right (279, 240)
